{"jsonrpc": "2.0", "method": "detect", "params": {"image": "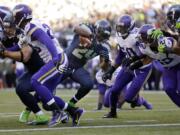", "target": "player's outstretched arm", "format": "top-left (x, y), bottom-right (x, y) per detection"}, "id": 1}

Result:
top-left (2, 45), bottom-right (33, 62)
